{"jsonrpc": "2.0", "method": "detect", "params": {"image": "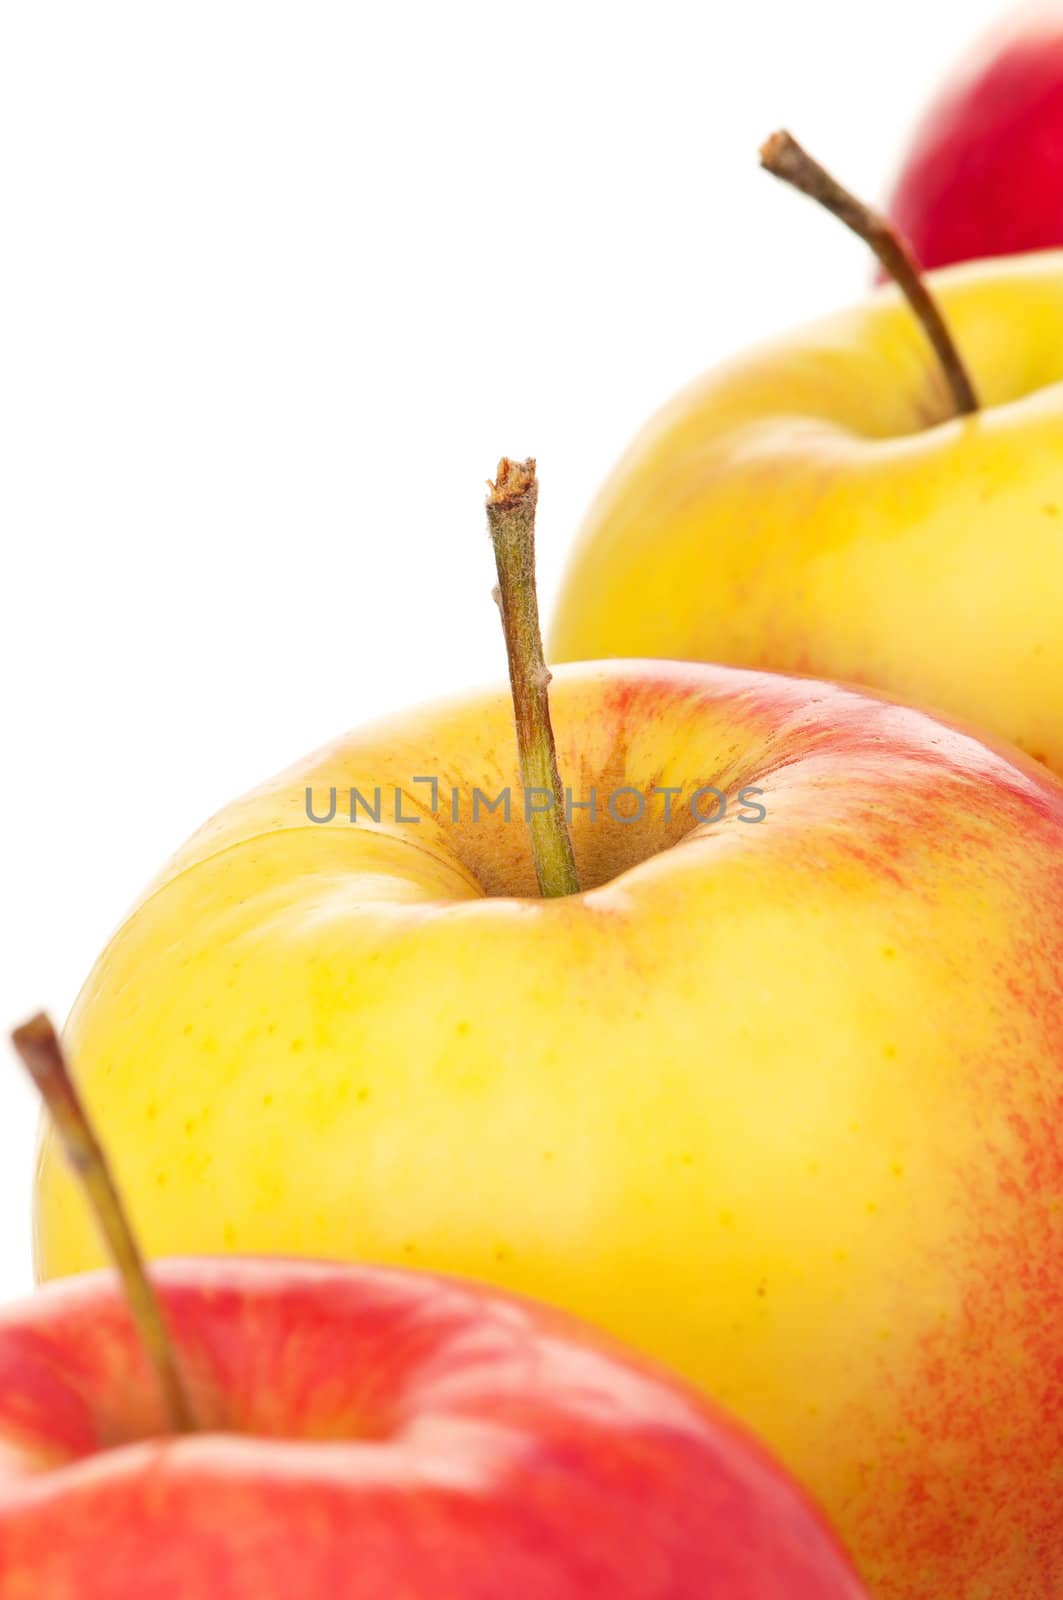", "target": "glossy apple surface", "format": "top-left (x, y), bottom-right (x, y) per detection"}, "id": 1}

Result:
top-left (886, 3), bottom-right (1063, 269)
top-left (33, 659), bottom-right (1063, 1596)
top-left (0, 1256), bottom-right (863, 1597)
top-left (551, 253), bottom-right (1063, 776)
